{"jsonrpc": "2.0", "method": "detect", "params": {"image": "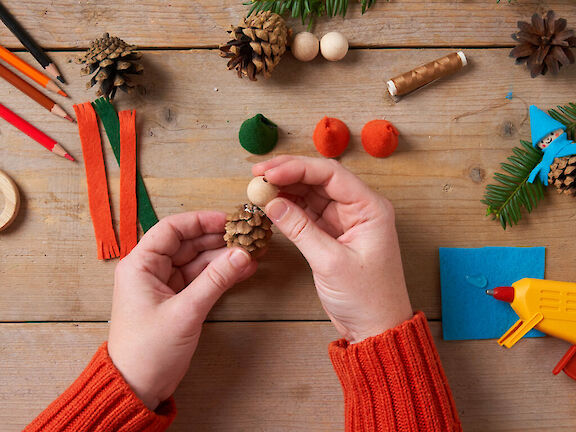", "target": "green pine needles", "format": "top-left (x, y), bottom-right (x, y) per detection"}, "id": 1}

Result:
top-left (549, 102), bottom-right (576, 141)
top-left (482, 102), bottom-right (576, 229)
top-left (482, 141), bottom-right (544, 229)
top-left (245, 0), bottom-right (377, 27)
